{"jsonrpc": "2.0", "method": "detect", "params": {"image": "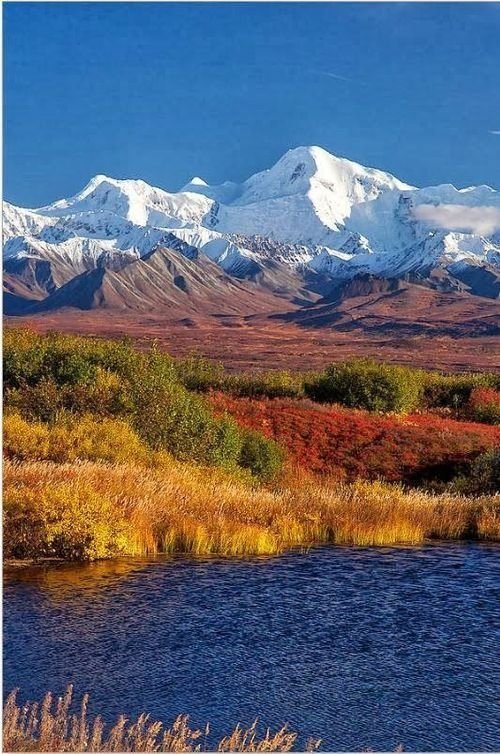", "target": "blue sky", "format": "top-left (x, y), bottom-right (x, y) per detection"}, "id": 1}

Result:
top-left (4, 2), bottom-right (500, 207)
